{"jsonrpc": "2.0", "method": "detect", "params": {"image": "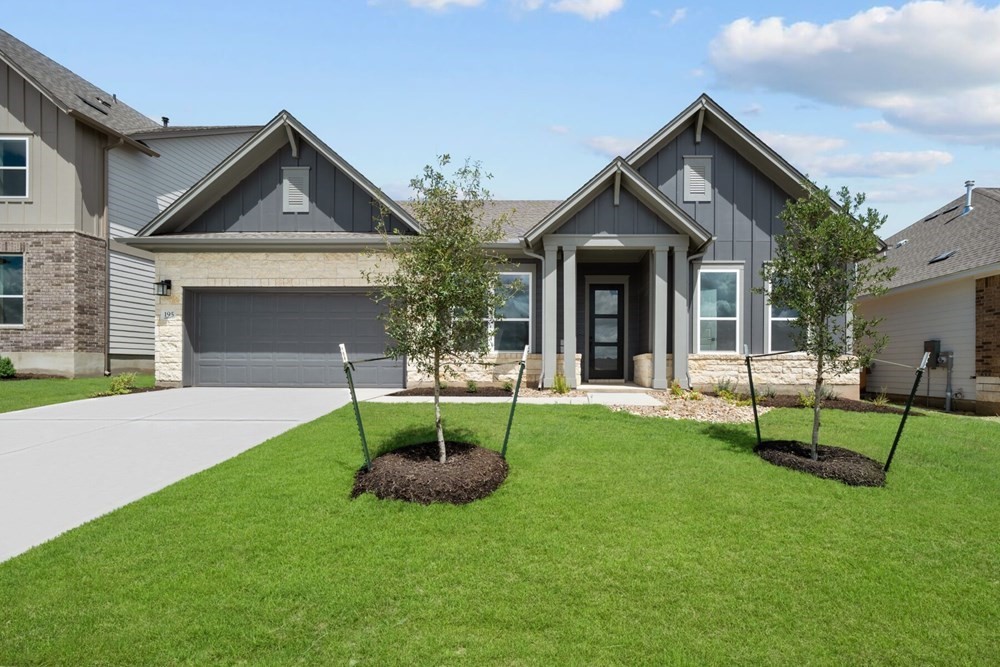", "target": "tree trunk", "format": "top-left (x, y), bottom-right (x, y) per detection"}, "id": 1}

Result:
top-left (433, 348), bottom-right (447, 463)
top-left (811, 356), bottom-right (824, 461)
